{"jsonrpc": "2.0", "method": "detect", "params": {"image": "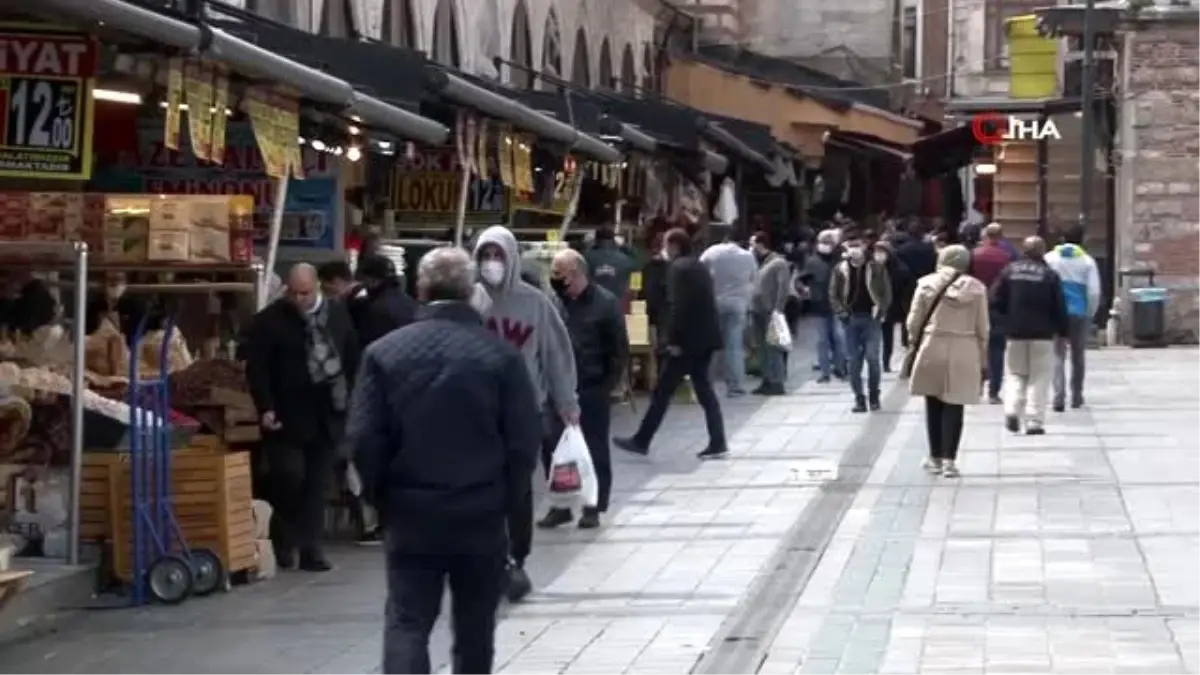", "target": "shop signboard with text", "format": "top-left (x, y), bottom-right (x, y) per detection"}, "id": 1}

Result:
top-left (0, 24), bottom-right (98, 180)
top-left (385, 146), bottom-right (506, 225)
top-left (89, 117), bottom-right (340, 253)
